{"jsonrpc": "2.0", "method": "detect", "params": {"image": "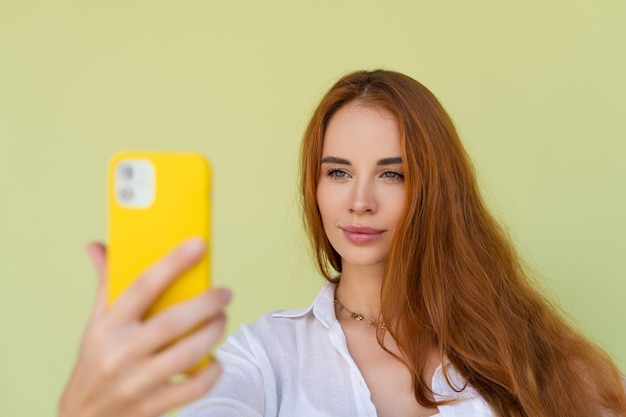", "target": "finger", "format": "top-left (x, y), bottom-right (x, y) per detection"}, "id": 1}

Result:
top-left (151, 313), bottom-right (226, 376)
top-left (127, 314), bottom-right (227, 393)
top-left (86, 242), bottom-right (108, 321)
top-left (132, 288), bottom-right (231, 356)
top-left (134, 362), bottom-right (223, 417)
top-left (110, 237), bottom-right (206, 324)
